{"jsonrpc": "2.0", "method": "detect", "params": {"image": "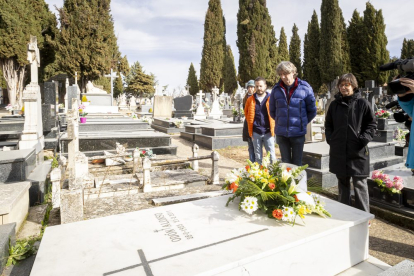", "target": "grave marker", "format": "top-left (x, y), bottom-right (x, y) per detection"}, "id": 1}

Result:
top-left (153, 96), bottom-right (173, 118)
